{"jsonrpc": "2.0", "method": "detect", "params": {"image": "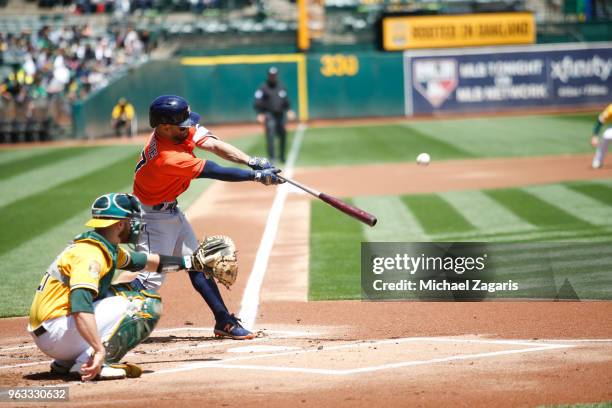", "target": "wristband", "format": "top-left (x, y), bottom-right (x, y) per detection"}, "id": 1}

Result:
top-left (157, 255), bottom-right (189, 273)
top-left (183, 255), bottom-right (192, 269)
